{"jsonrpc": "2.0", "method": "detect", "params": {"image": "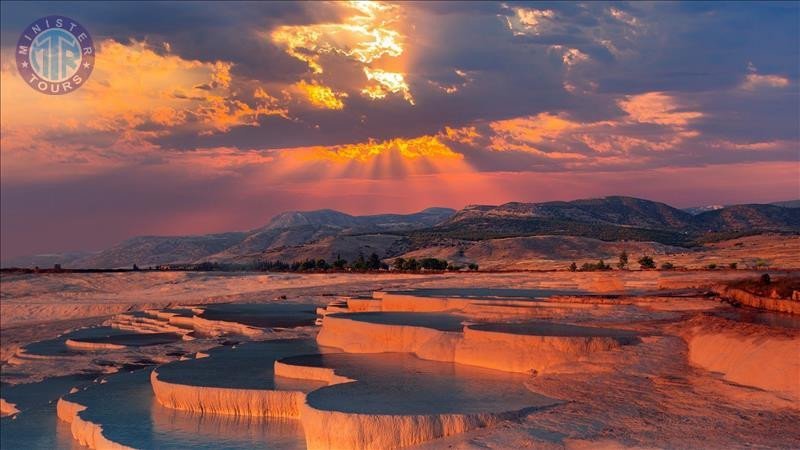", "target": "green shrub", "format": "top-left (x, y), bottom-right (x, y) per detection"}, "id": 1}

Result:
top-left (638, 255), bottom-right (656, 269)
